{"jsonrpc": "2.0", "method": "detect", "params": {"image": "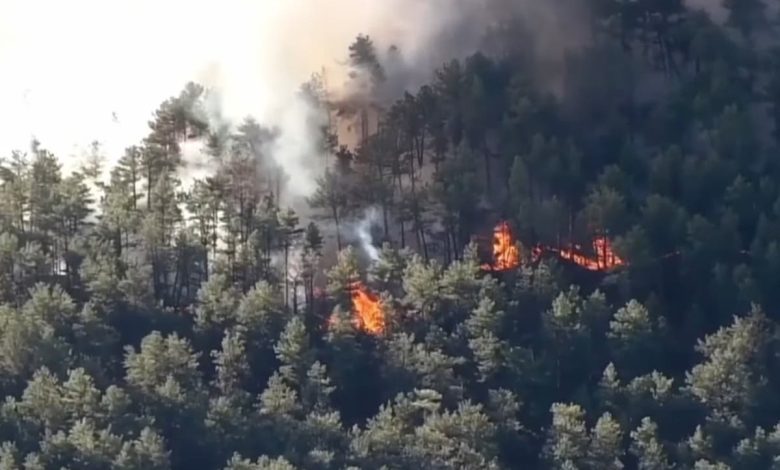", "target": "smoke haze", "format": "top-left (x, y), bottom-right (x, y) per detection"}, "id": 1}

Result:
top-left (0, 0), bottom-right (599, 199)
top-left (0, 0), bottom-right (467, 180)
top-left (684, 0), bottom-right (729, 23)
